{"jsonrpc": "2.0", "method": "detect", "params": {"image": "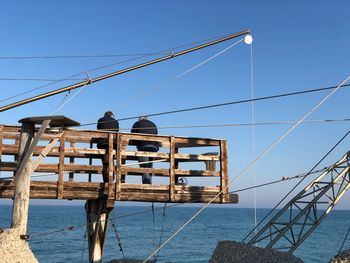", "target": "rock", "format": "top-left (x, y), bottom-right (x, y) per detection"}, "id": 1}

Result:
top-left (209, 240), bottom-right (303, 263)
top-left (0, 228), bottom-right (38, 263)
top-left (330, 249), bottom-right (350, 262)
